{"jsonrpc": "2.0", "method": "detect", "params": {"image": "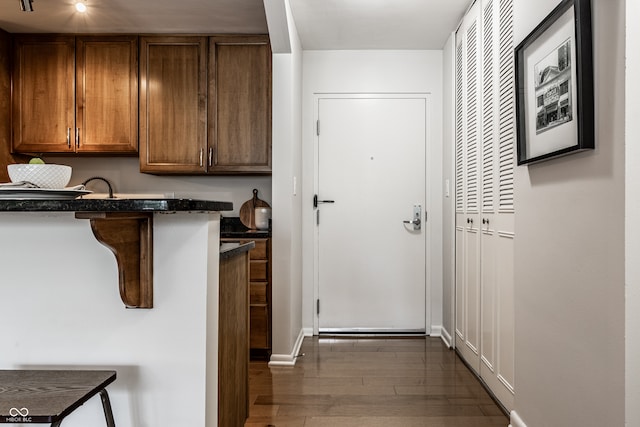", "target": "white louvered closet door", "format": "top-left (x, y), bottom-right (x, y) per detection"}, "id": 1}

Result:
top-left (478, 0), bottom-right (515, 410)
top-left (455, 0), bottom-right (482, 374)
top-left (455, 0), bottom-right (515, 411)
